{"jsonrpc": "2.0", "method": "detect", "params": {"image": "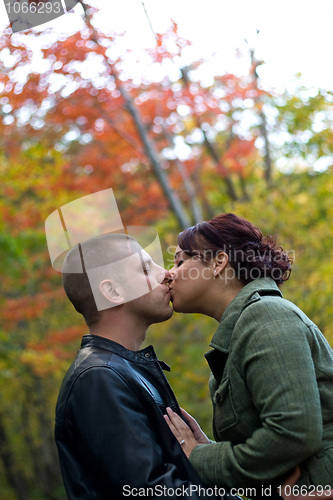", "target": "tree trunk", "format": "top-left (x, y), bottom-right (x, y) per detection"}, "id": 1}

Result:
top-left (201, 128), bottom-right (238, 201)
top-left (117, 83), bottom-right (191, 228)
top-left (21, 379), bottom-right (63, 500)
top-left (180, 67), bottom-right (238, 202)
top-left (163, 130), bottom-right (203, 224)
top-left (259, 109), bottom-right (273, 184)
top-left (79, 0), bottom-right (191, 229)
top-left (250, 49), bottom-right (273, 185)
top-left (0, 413), bottom-right (28, 500)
